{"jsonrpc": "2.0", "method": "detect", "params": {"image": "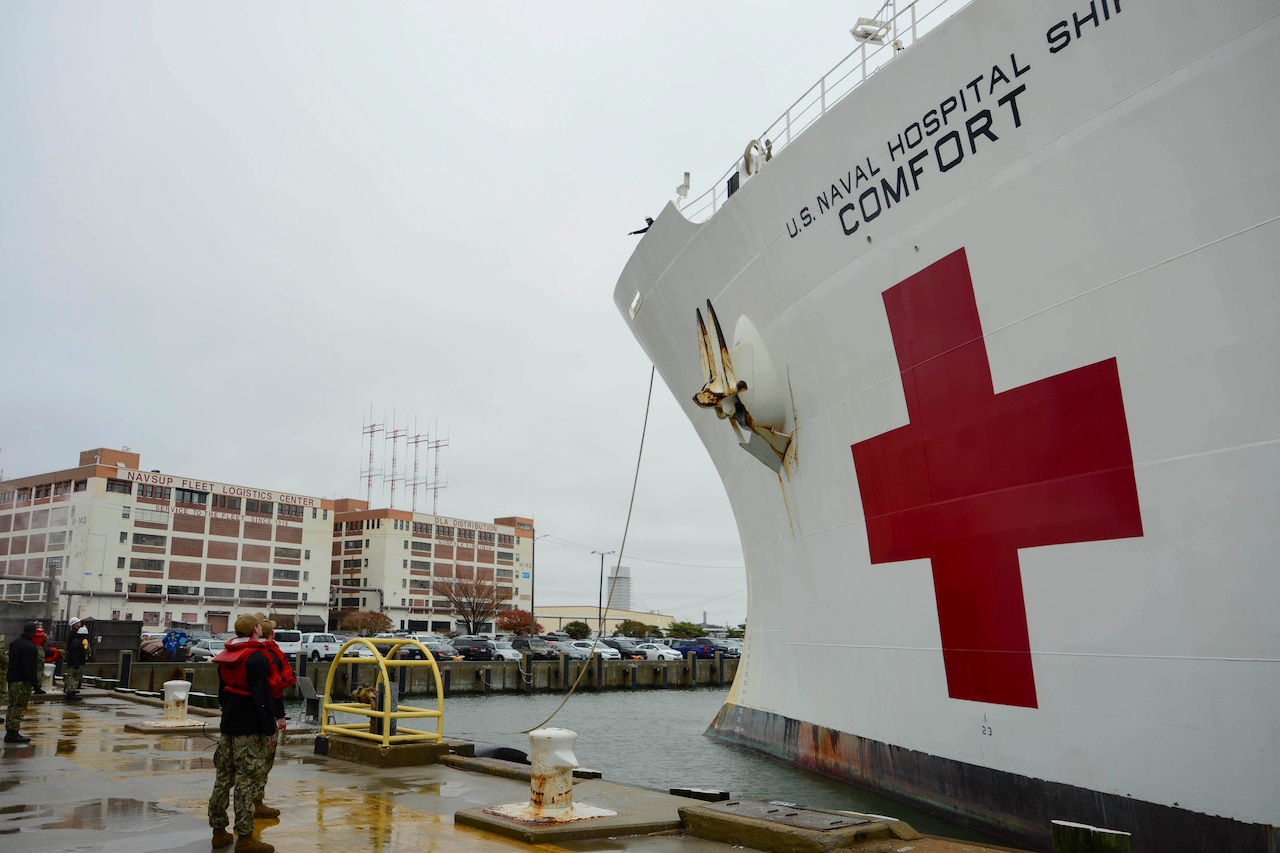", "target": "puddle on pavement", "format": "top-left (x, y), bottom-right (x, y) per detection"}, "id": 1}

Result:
top-left (0, 797), bottom-right (177, 831)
